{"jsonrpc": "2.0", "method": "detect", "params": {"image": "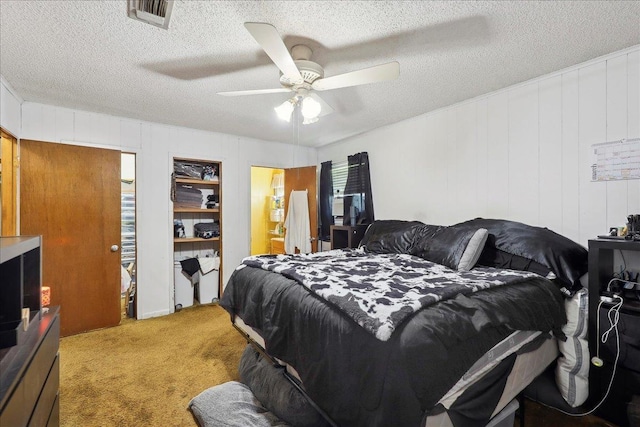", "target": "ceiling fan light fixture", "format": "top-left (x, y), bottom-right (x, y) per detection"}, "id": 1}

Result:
top-left (221, 23), bottom-right (400, 125)
top-left (275, 99), bottom-right (295, 122)
top-left (301, 96), bottom-right (321, 120)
